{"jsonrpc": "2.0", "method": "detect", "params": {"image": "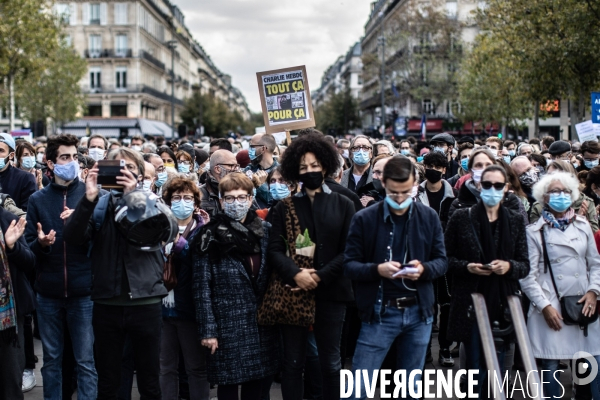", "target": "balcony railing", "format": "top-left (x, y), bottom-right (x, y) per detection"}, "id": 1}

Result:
top-left (81, 84), bottom-right (184, 105)
top-left (85, 49), bottom-right (133, 59)
top-left (140, 50), bottom-right (166, 70)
